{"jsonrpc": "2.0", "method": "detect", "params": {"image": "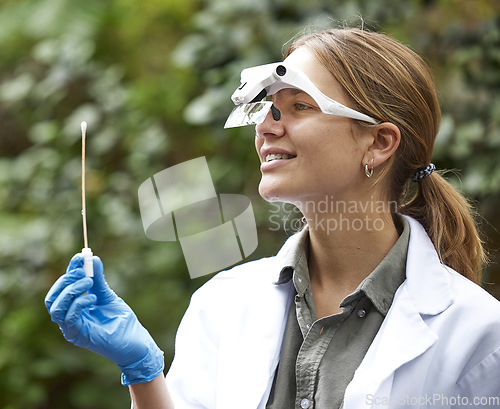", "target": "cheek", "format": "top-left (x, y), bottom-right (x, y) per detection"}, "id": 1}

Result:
top-left (298, 126), bottom-right (360, 167)
top-left (255, 137), bottom-right (264, 160)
